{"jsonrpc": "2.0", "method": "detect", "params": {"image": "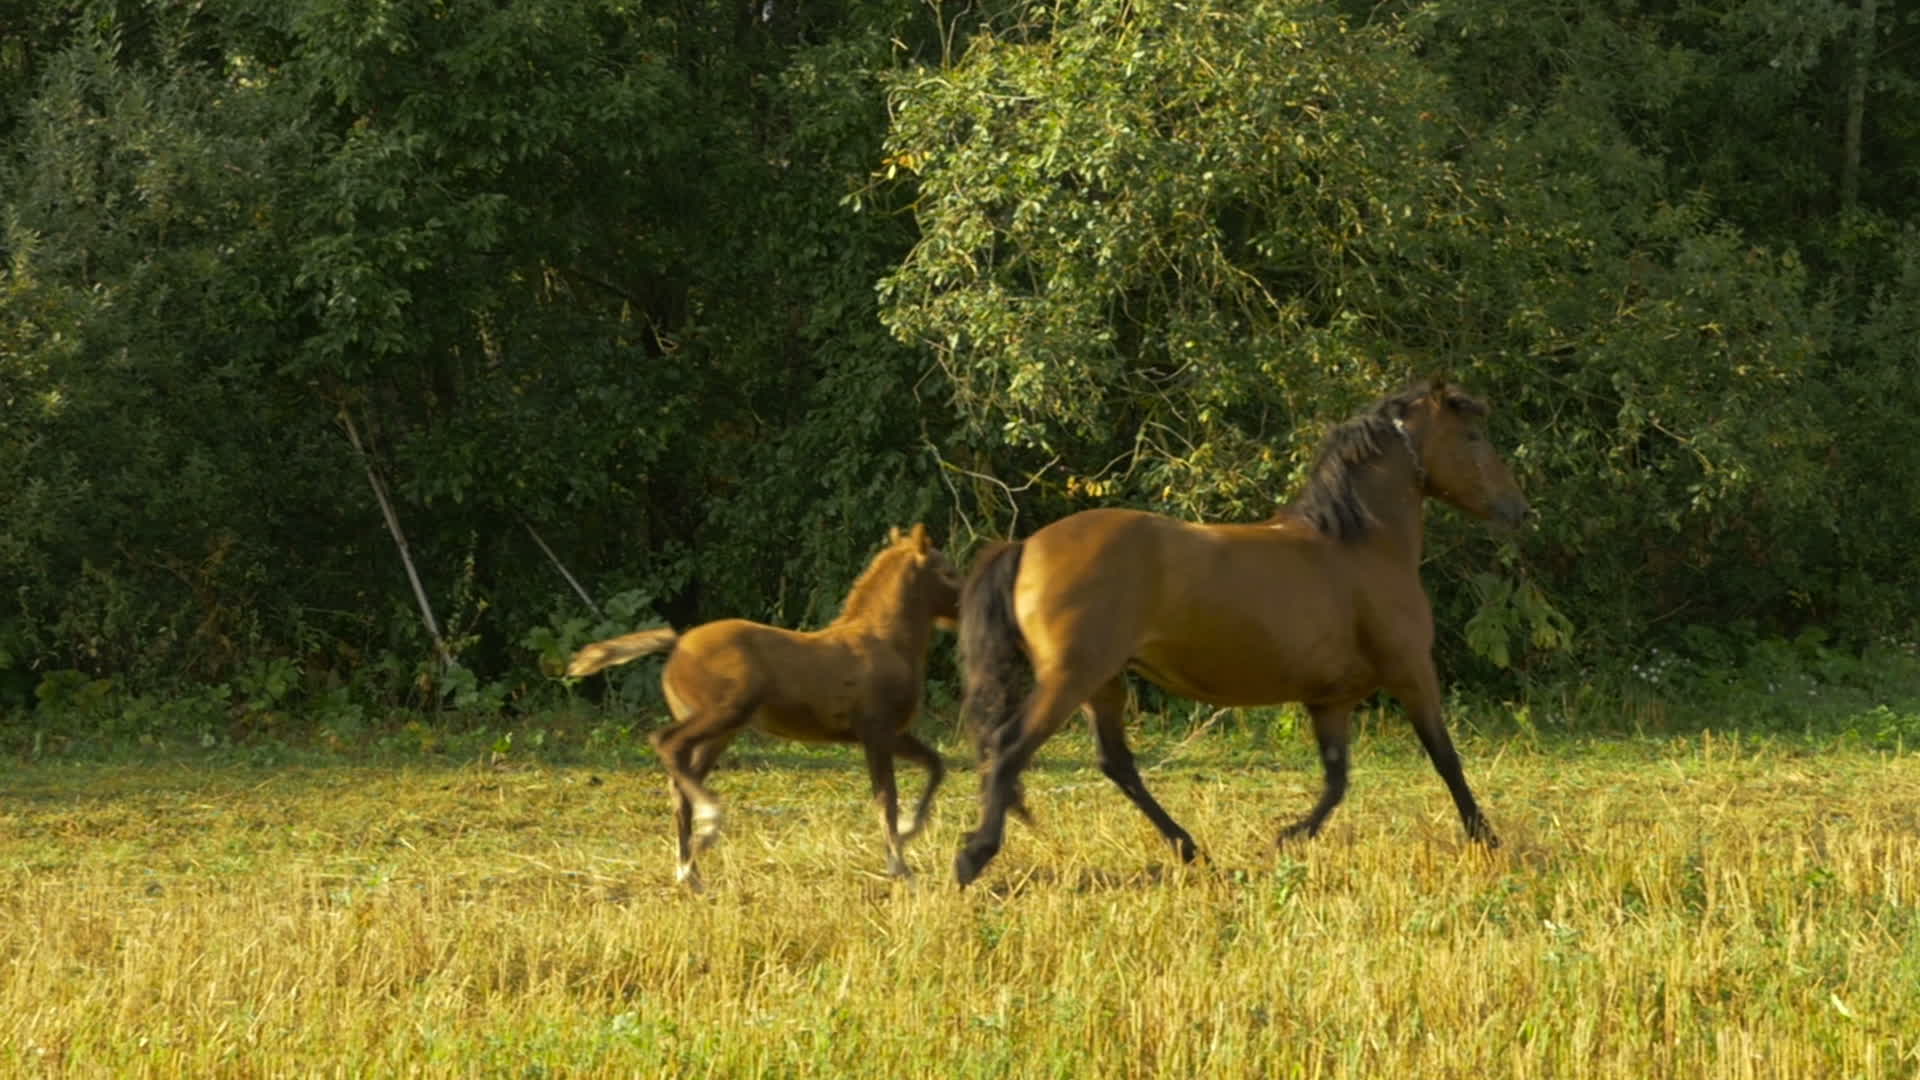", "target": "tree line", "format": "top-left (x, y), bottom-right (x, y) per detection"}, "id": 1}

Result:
top-left (3, 0), bottom-right (1916, 723)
